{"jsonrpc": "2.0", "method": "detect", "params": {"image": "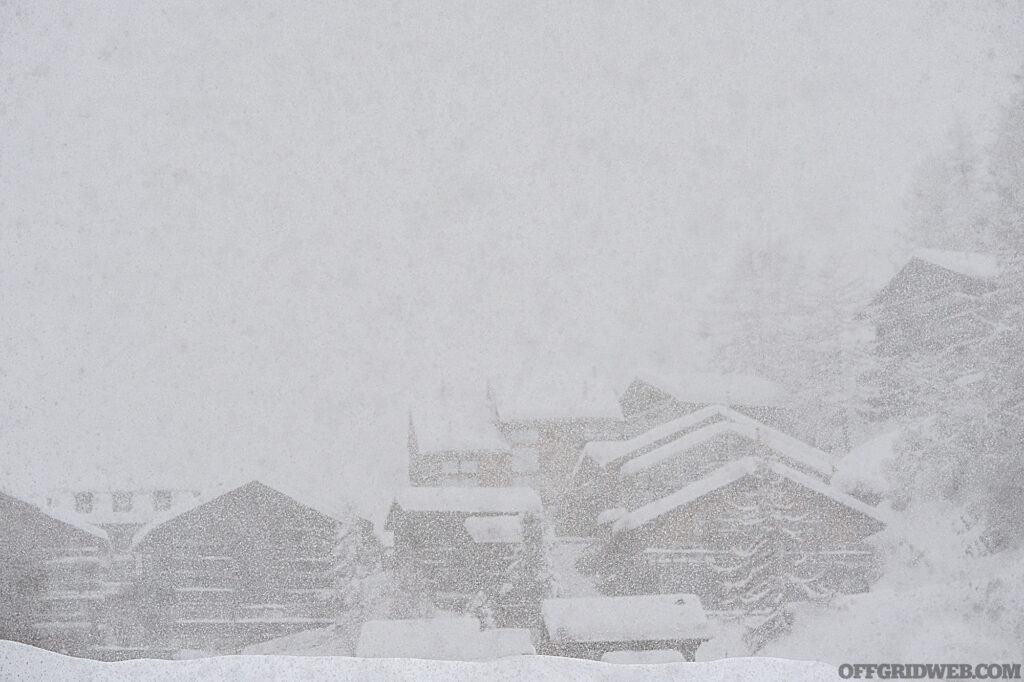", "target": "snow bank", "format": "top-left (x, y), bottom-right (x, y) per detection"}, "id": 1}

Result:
top-left (355, 616), bottom-right (536, 660)
top-left (0, 640), bottom-right (838, 681)
top-left (238, 623), bottom-right (357, 657)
